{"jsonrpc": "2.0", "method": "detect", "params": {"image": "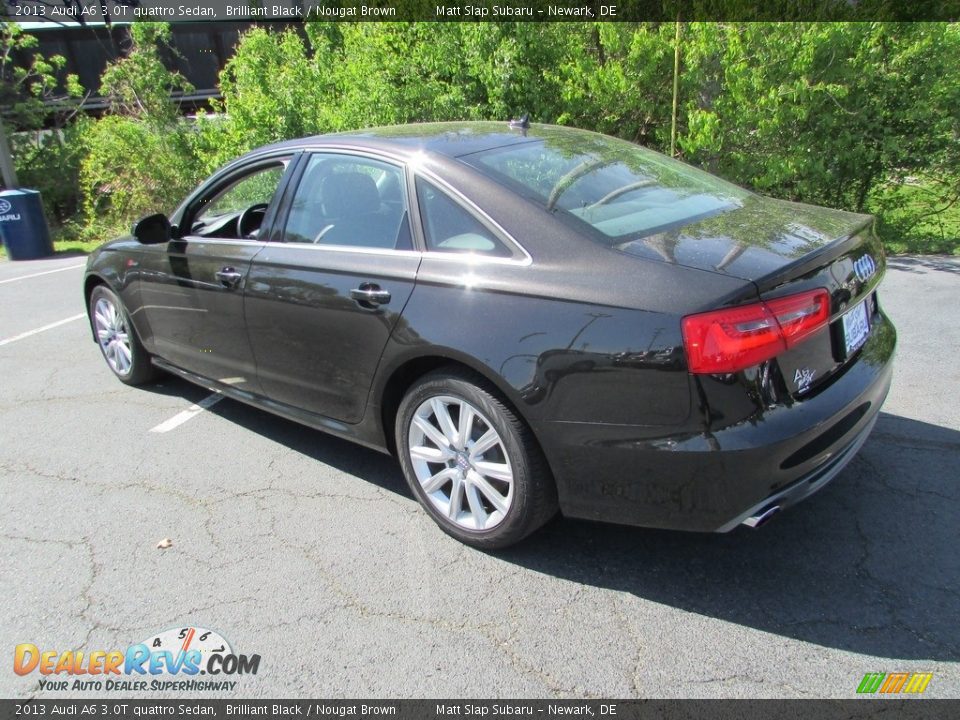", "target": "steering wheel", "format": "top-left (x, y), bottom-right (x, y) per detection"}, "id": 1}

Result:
top-left (238, 203), bottom-right (269, 239)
